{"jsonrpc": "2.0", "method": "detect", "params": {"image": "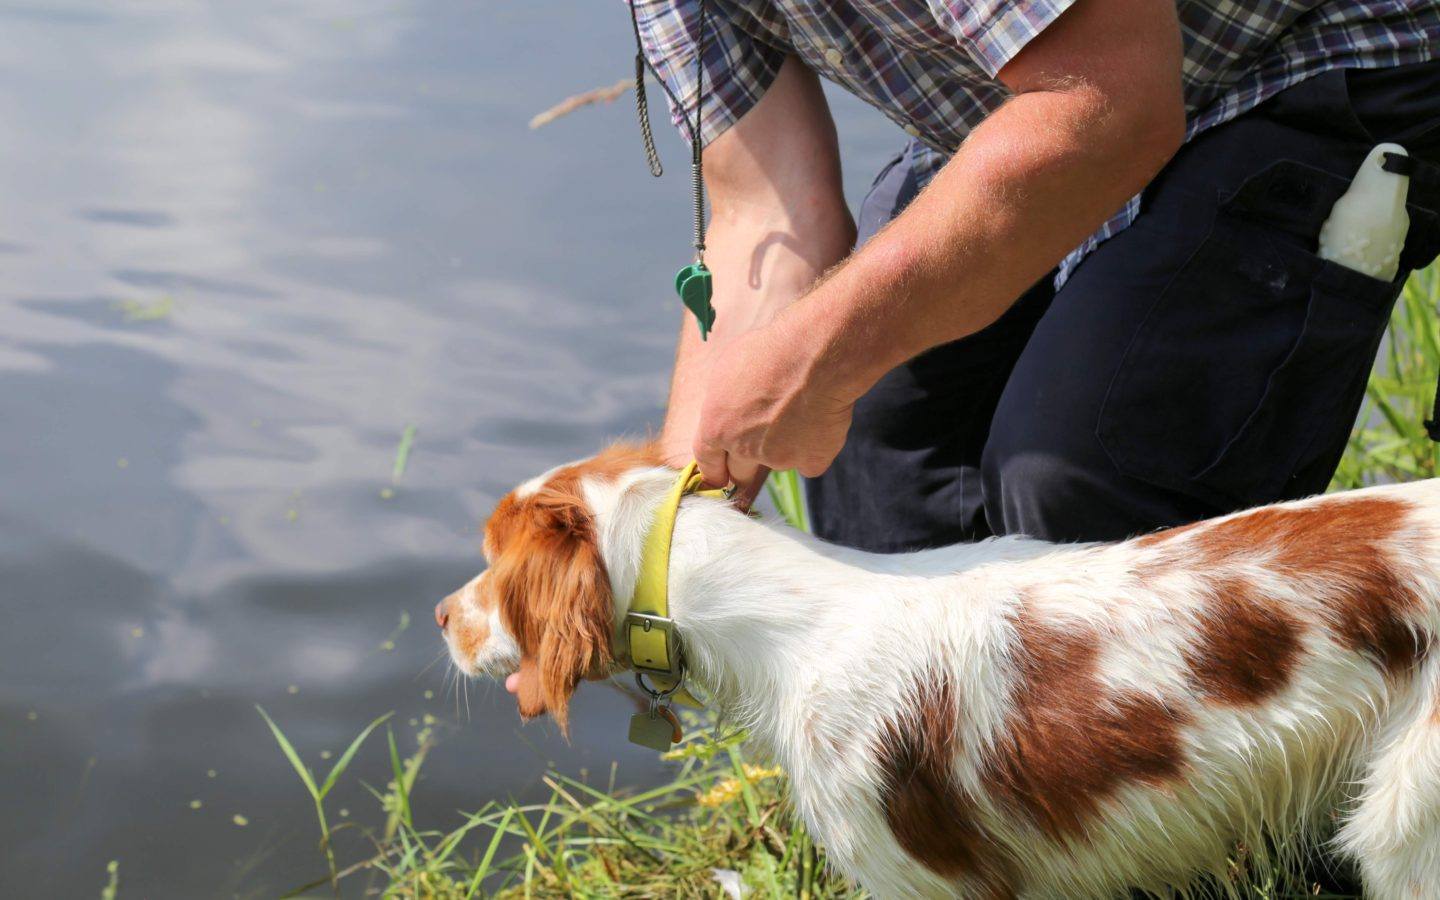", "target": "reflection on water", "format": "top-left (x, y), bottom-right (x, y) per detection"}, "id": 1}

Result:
top-left (0, 1), bottom-right (891, 895)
